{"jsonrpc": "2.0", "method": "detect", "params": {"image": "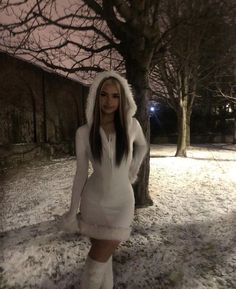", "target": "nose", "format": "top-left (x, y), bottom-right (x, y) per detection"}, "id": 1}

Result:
top-left (105, 95), bottom-right (113, 105)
